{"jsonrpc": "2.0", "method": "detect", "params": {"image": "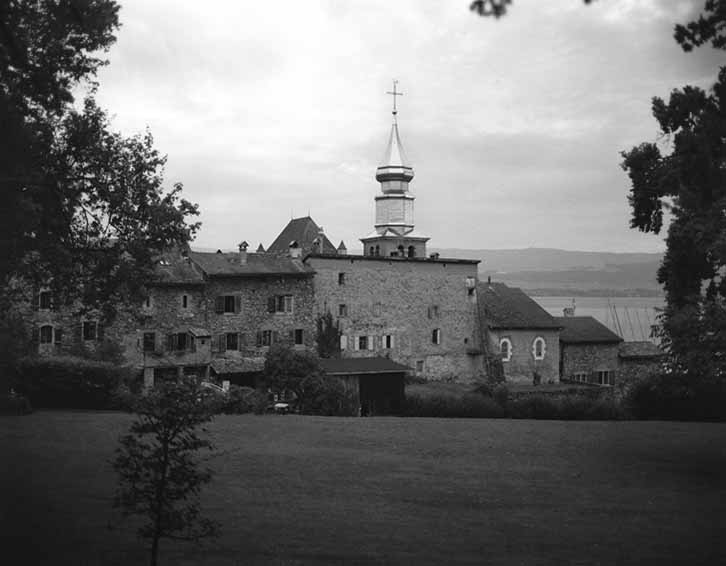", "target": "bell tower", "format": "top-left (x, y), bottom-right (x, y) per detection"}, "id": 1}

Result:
top-left (360, 81), bottom-right (429, 258)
